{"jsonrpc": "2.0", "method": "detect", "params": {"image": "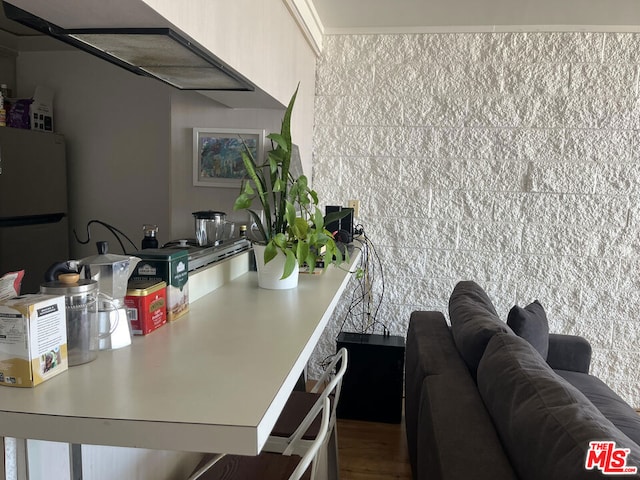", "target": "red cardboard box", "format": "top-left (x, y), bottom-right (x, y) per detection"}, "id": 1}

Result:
top-left (125, 280), bottom-right (167, 335)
